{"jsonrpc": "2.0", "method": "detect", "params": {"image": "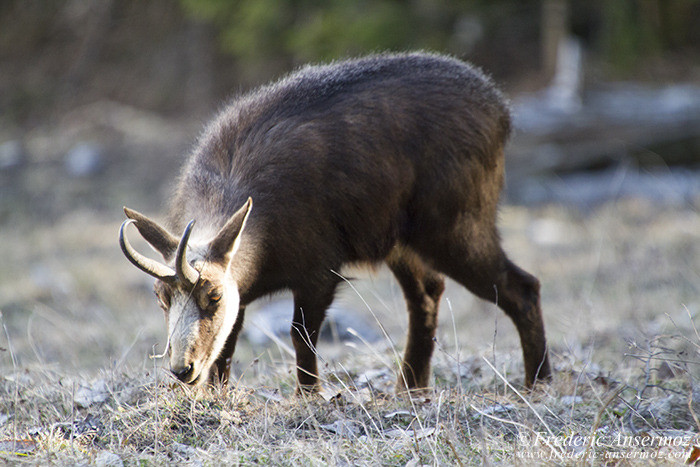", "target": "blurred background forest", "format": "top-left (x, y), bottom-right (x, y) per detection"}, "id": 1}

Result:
top-left (2, 0), bottom-right (700, 122)
top-left (1, 0), bottom-right (699, 197)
